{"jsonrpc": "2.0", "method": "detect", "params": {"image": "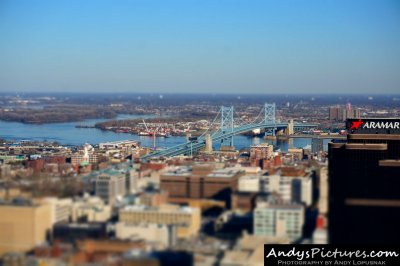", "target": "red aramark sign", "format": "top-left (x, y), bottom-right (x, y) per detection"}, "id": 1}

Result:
top-left (347, 119), bottom-right (400, 134)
